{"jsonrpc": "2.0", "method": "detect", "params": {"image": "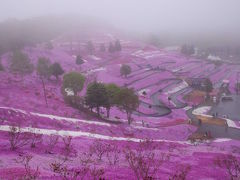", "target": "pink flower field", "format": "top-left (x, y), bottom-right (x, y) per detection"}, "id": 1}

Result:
top-left (0, 31), bottom-right (240, 180)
